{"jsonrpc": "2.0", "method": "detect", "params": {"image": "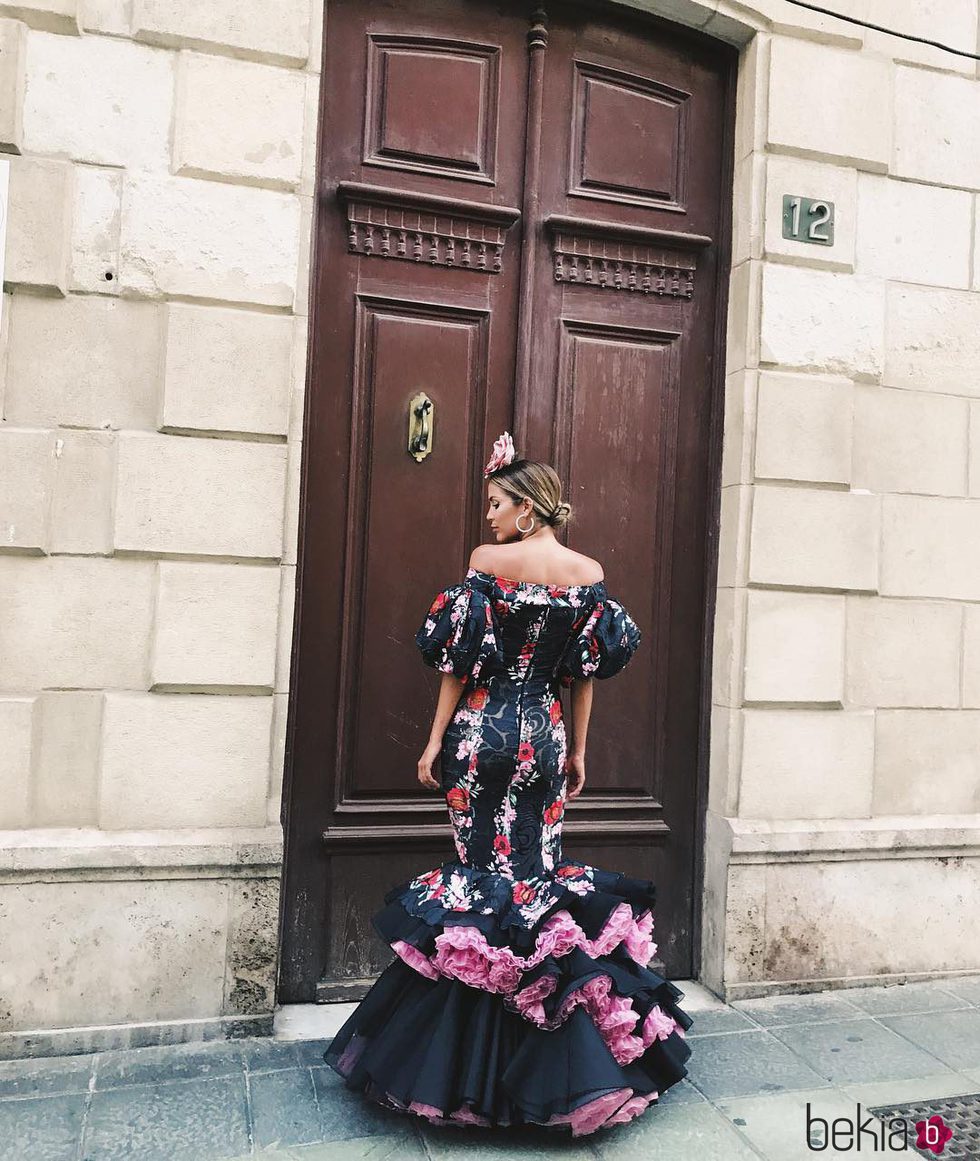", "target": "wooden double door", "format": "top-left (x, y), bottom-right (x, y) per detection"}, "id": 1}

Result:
top-left (279, 0), bottom-right (735, 1001)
